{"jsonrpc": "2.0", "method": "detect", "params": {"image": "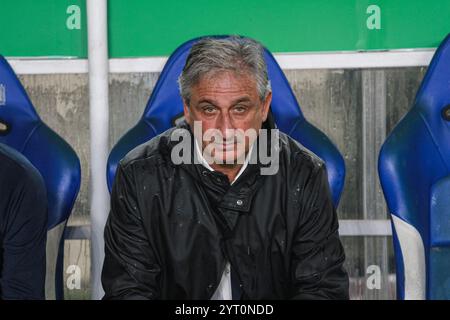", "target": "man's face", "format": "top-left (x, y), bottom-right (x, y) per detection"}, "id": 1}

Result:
top-left (183, 70), bottom-right (272, 166)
